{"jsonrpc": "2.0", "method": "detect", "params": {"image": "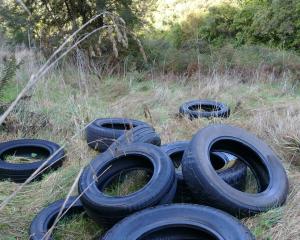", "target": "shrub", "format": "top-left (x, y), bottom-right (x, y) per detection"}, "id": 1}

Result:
top-left (197, 0), bottom-right (300, 51)
top-left (198, 4), bottom-right (238, 46)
